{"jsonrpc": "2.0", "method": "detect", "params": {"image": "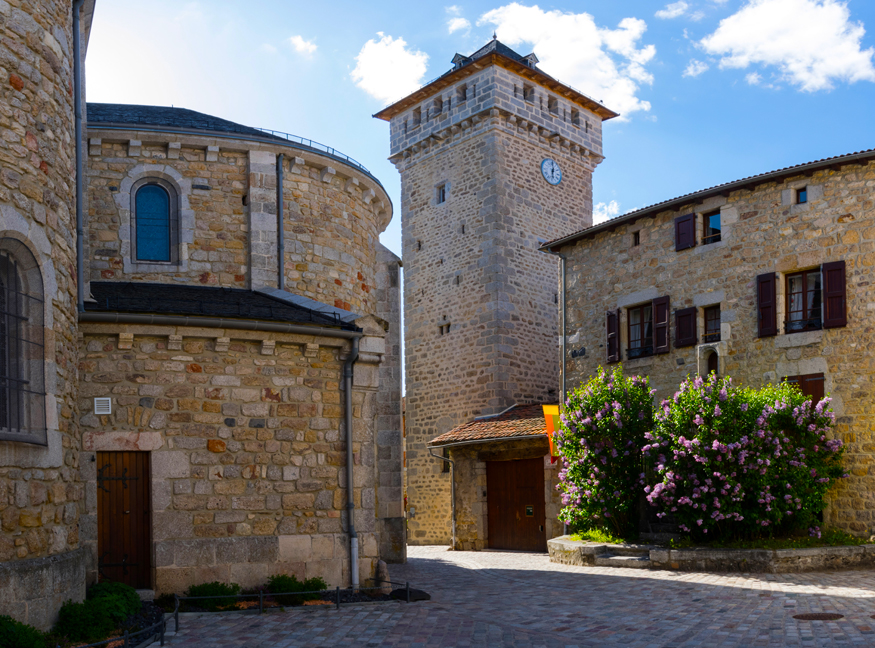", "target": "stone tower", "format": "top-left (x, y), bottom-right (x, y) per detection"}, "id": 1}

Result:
top-left (375, 40), bottom-right (617, 544)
